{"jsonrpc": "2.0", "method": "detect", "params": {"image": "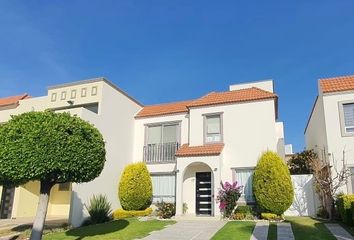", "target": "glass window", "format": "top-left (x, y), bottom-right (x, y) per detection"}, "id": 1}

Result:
top-left (205, 115), bottom-right (221, 143)
top-left (147, 124), bottom-right (178, 144)
top-left (163, 125), bottom-right (177, 143)
top-left (235, 169), bottom-right (255, 202)
top-left (151, 174), bottom-right (176, 203)
top-left (343, 103), bottom-right (354, 133)
top-left (147, 126), bottom-right (162, 144)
